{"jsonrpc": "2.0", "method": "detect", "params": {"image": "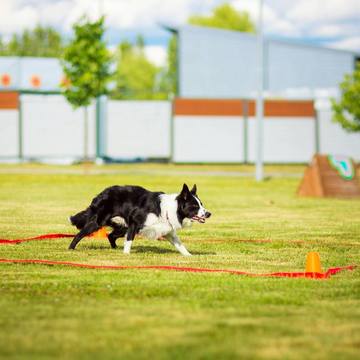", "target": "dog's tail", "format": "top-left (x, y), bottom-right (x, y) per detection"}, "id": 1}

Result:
top-left (69, 208), bottom-right (91, 229)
